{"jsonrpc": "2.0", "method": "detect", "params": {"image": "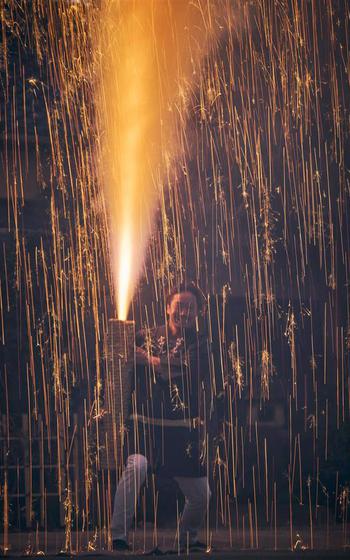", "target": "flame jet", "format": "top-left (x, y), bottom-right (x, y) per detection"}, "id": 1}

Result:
top-left (95, 0), bottom-right (217, 319)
